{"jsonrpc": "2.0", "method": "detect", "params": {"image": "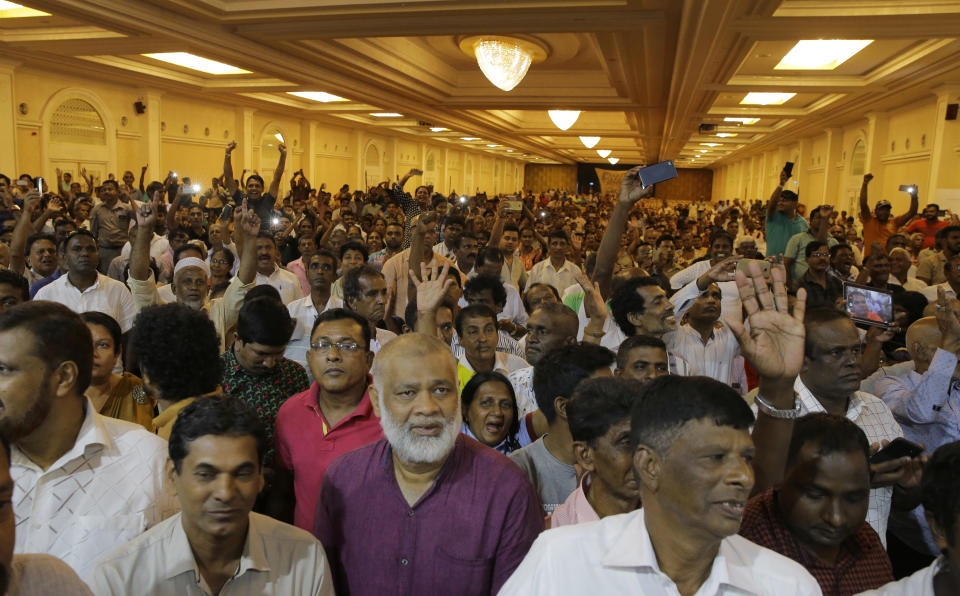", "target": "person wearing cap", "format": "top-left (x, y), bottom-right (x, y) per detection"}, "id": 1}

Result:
top-left (765, 168), bottom-right (808, 257)
top-left (859, 173), bottom-right (918, 255)
top-left (127, 193), bottom-right (260, 352)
